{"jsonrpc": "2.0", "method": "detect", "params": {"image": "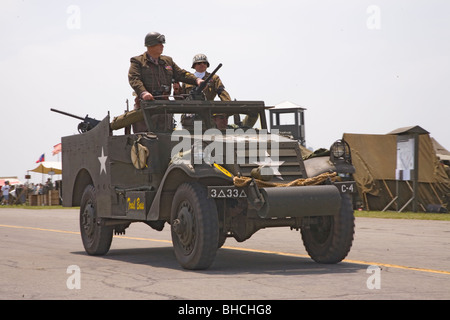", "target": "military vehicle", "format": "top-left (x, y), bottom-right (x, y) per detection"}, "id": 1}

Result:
top-left (58, 96), bottom-right (356, 270)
